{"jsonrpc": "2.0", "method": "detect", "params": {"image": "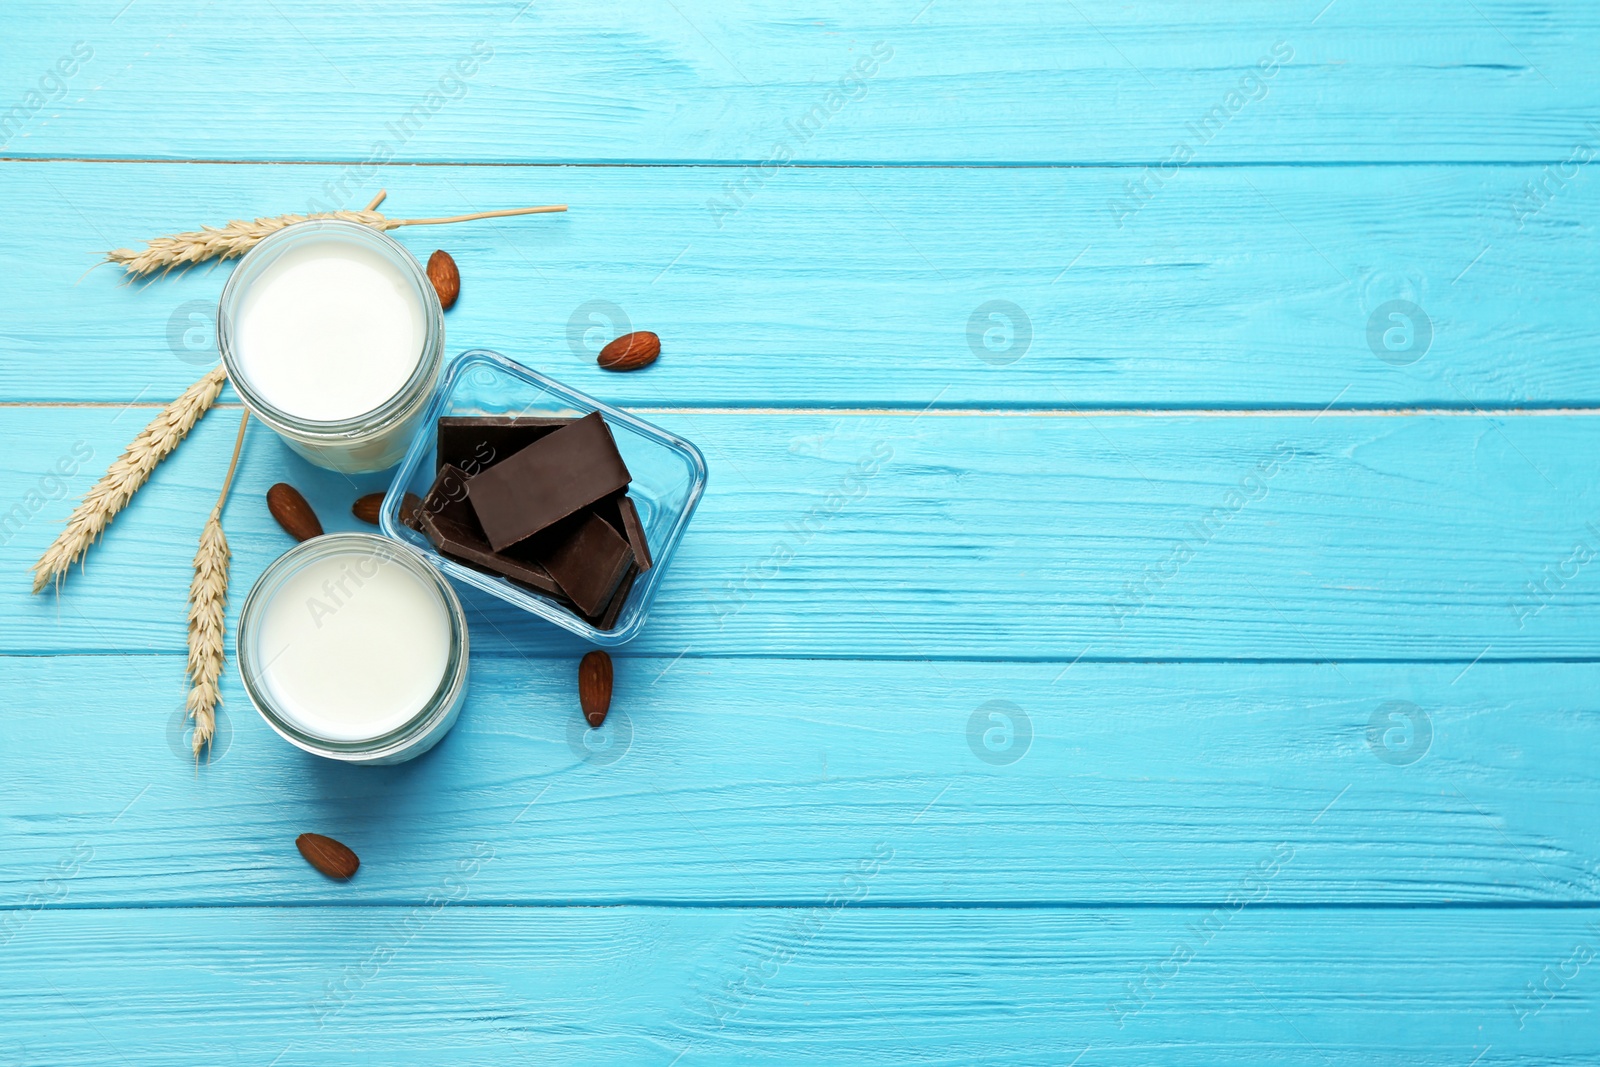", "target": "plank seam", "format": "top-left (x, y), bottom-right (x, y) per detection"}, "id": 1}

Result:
top-left (8, 653), bottom-right (1600, 665)
top-left (9, 901), bottom-right (1600, 912)
top-left (7, 402), bottom-right (1600, 417)
top-left (2, 157), bottom-right (1590, 169)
